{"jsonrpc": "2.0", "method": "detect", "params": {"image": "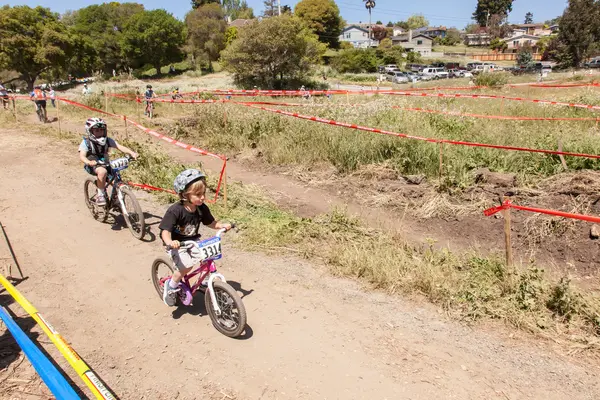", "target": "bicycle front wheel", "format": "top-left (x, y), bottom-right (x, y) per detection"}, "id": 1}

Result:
top-left (205, 281), bottom-right (247, 338)
top-left (83, 177), bottom-right (108, 222)
top-left (119, 186), bottom-right (145, 240)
